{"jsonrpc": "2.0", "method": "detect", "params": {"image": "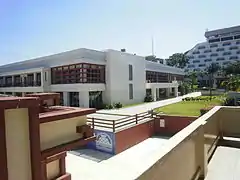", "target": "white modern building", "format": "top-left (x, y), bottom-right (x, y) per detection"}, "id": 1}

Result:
top-left (0, 48), bottom-right (184, 108)
top-left (186, 25), bottom-right (240, 86)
